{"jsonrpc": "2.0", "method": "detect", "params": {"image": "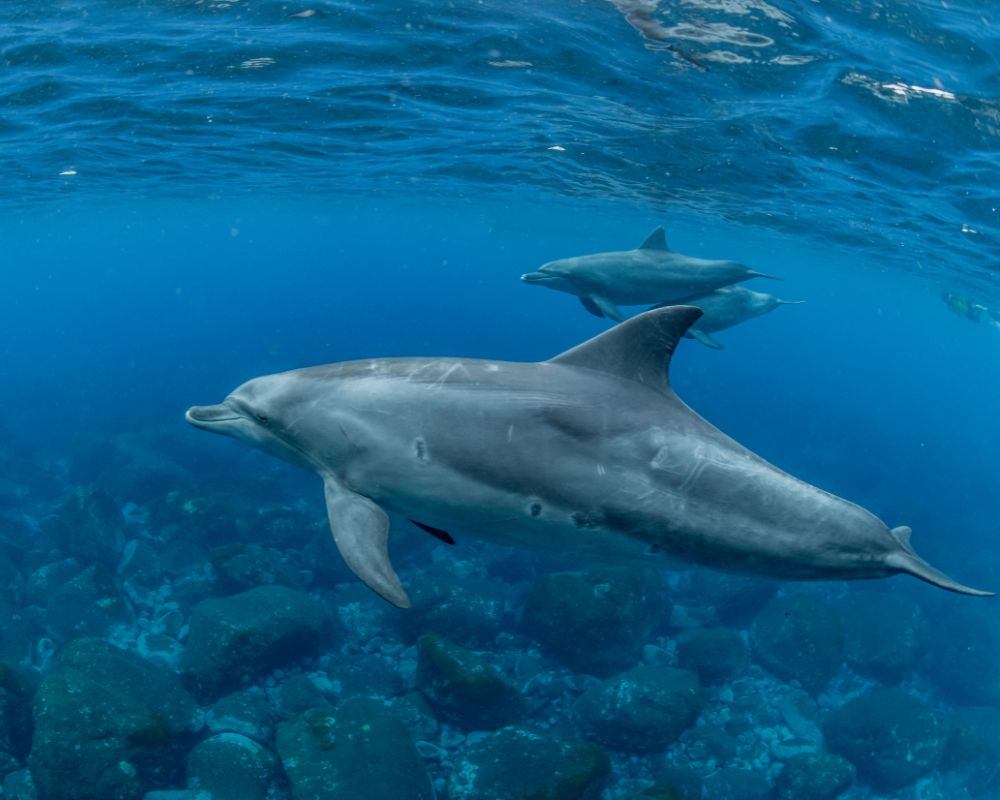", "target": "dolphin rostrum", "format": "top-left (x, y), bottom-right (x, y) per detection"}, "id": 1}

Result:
top-left (521, 227), bottom-right (776, 322)
top-left (654, 285), bottom-right (805, 349)
top-left (186, 307), bottom-right (990, 607)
